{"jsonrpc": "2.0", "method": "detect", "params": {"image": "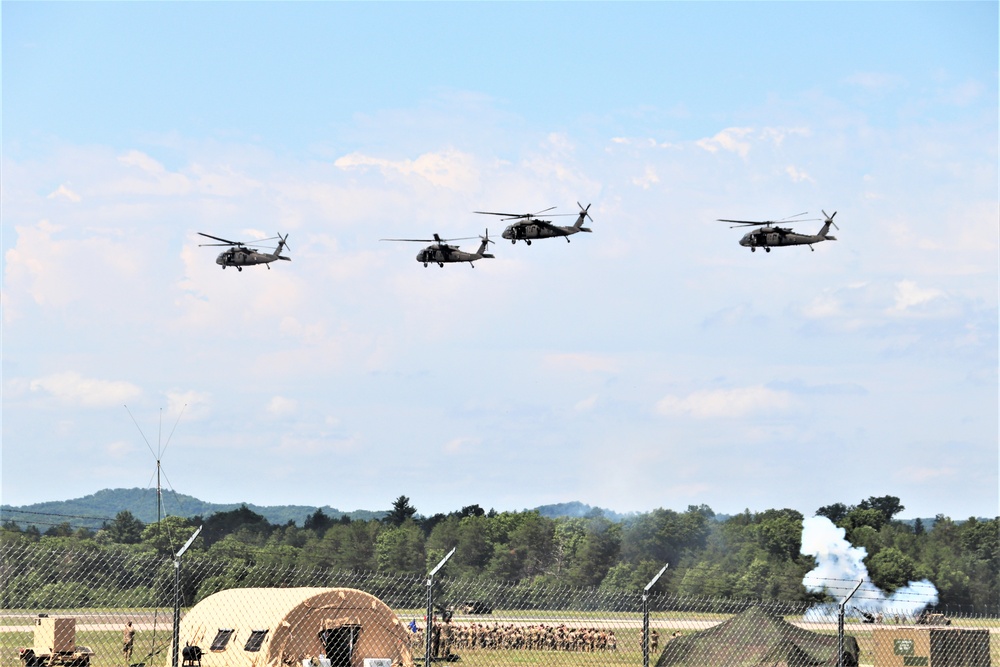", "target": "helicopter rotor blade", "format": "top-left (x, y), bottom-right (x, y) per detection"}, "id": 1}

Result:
top-left (474, 210), bottom-right (521, 217)
top-left (381, 238), bottom-right (436, 243)
top-left (718, 219), bottom-right (769, 227)
top-left (198, 232), bottom-right (241, 245)
top-left (577, 202), bottom-right (593, 221)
